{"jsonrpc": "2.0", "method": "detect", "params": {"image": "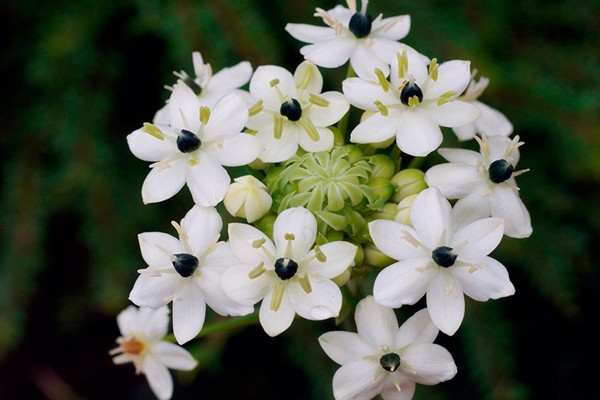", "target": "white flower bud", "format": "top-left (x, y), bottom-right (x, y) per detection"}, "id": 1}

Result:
top-left (394, 194), bottom-right (418, 226)
top-left (224, 175), bottom-right (272, 223)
